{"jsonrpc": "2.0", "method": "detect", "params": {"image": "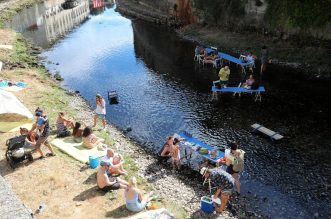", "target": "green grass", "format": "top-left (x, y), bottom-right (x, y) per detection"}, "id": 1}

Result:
top-left (1, 1), bottom-right (190, 216)
top-left (0, 0), bottom-right (42, 28)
